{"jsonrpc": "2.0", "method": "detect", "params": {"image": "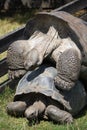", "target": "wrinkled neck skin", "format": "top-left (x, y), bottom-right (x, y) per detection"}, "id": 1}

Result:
top-left (24, 26), bottom-right (62, 70)
top-left (42, 26), bottom-right (62, 58)
top-left (29, 26), bottom-right (62, 58)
